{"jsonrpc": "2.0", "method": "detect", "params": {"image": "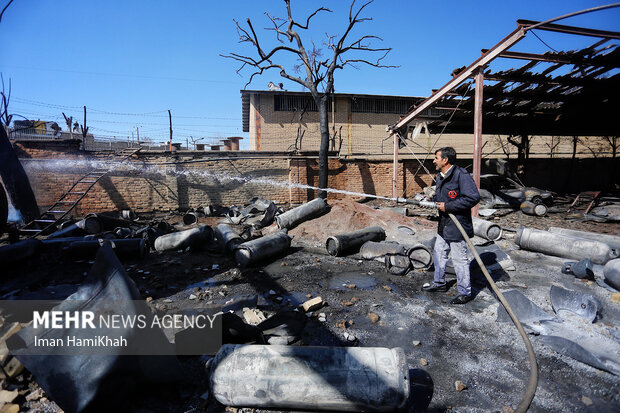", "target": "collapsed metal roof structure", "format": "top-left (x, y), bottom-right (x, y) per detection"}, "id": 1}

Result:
top-left (388, 17), bottom-right (620, 199)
